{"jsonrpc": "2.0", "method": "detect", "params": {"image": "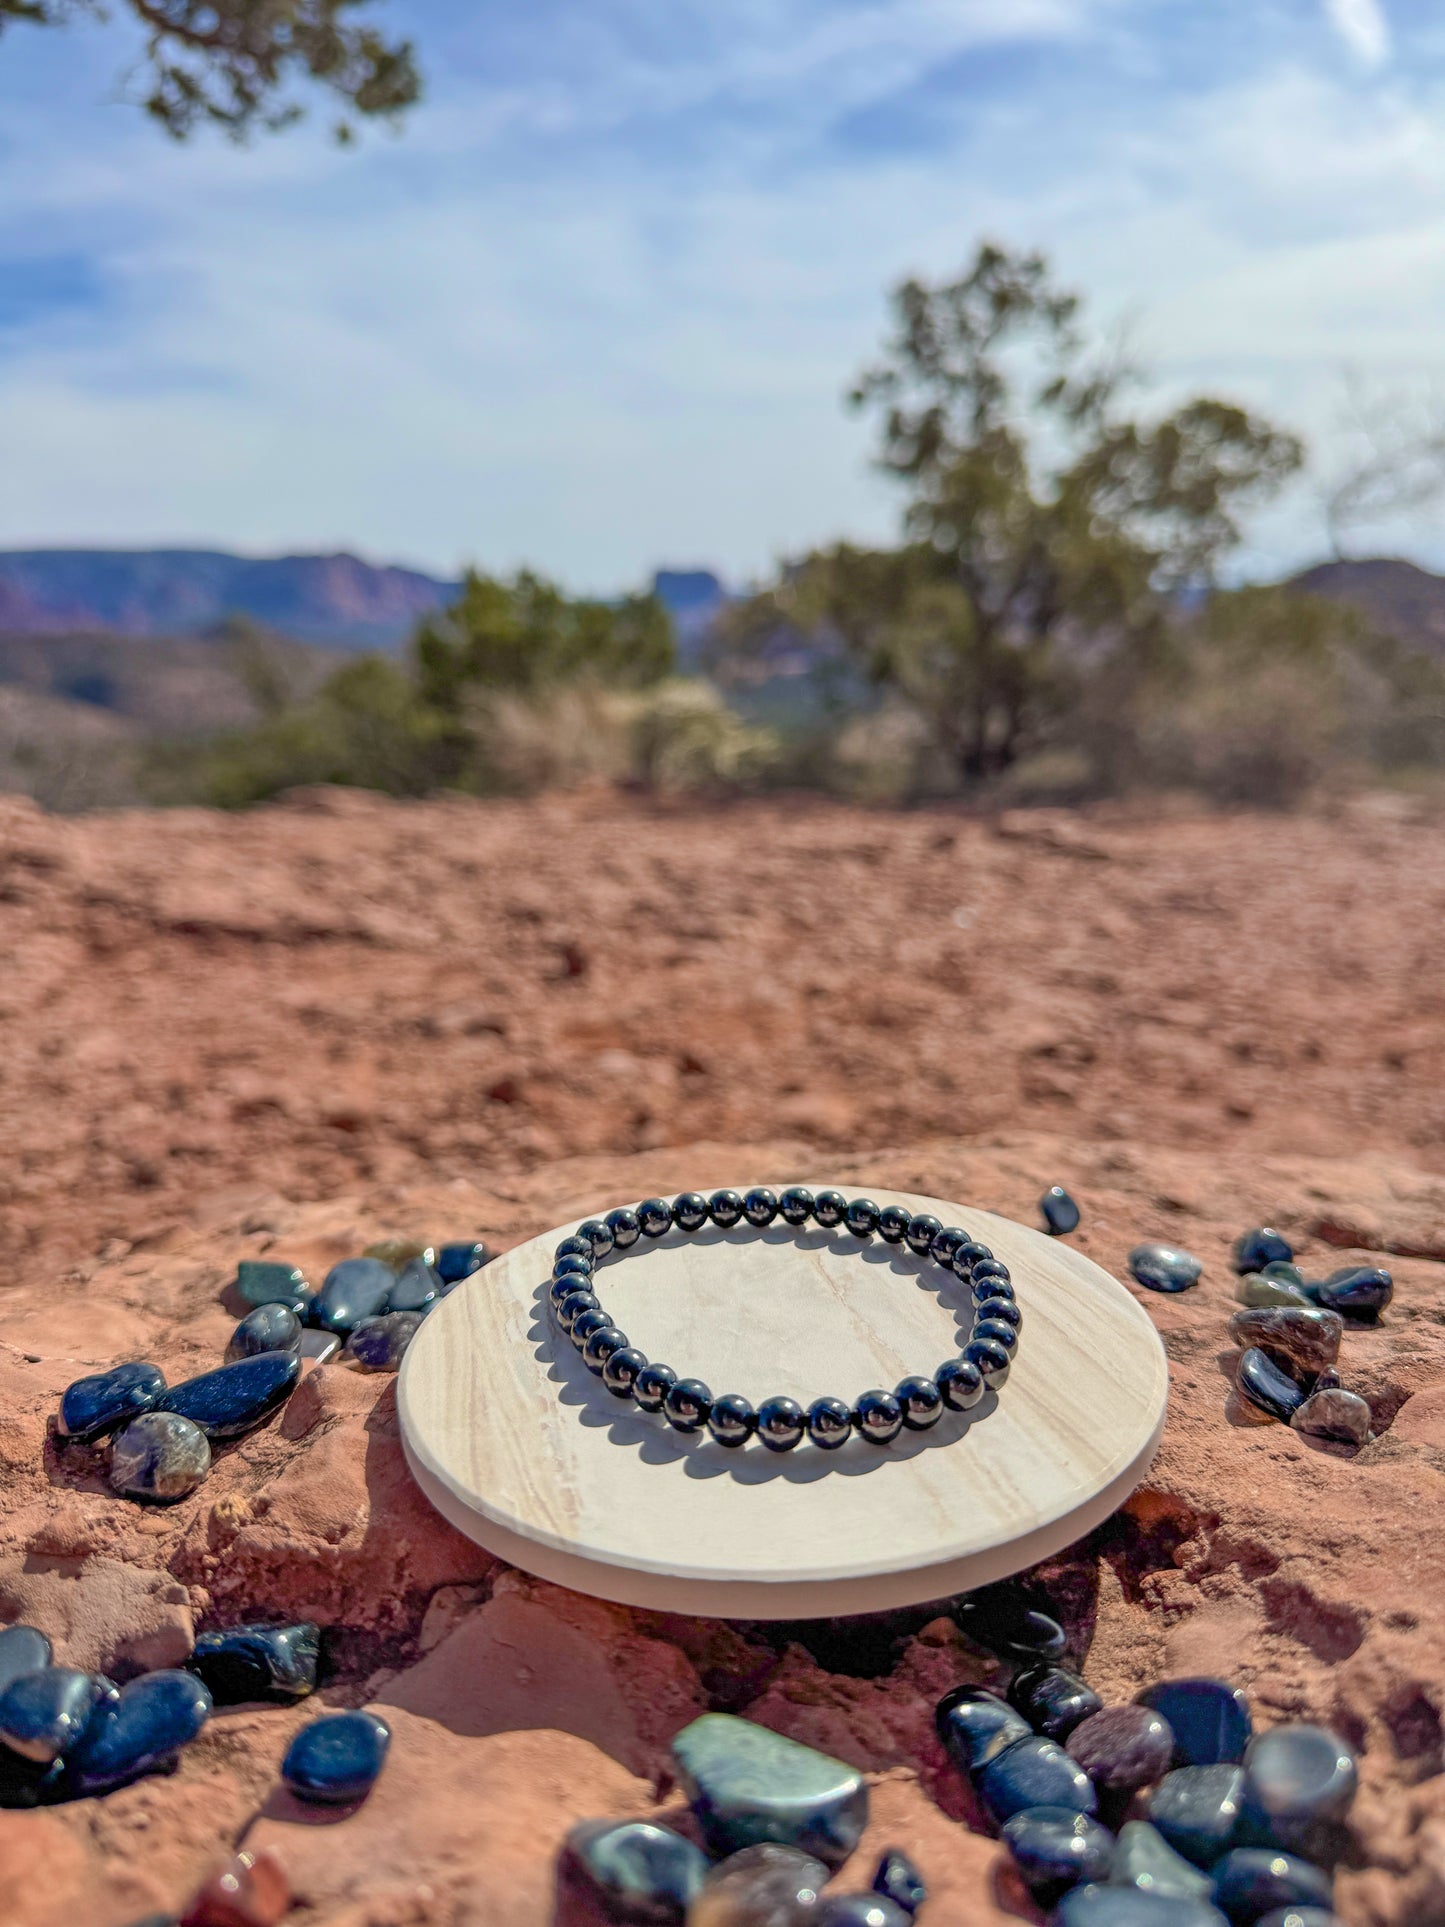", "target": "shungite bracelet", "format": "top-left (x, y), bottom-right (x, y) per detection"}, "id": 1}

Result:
top-left (546, 1188), bottom-right (1021, 1451)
